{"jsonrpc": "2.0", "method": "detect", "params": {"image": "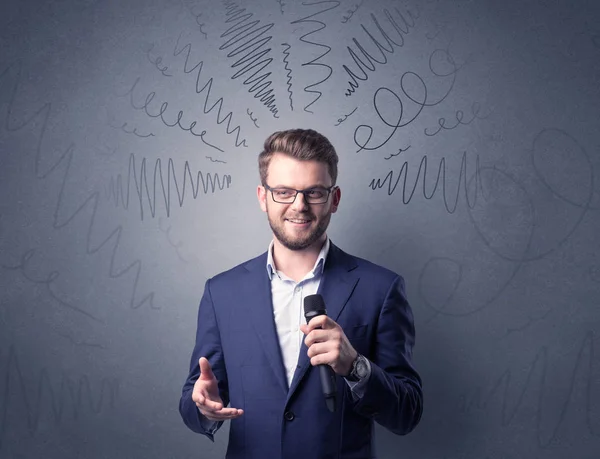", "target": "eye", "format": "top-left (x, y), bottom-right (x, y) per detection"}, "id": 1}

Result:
top-left (306, 189), bottom-right (326, 198)
top-left (274, 189), bottom-right (294, 197)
